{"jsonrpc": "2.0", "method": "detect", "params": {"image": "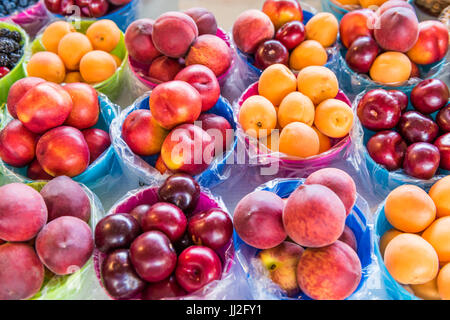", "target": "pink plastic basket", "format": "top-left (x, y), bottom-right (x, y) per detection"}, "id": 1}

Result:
top-left (0, 1), bottom-right (51, 37)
